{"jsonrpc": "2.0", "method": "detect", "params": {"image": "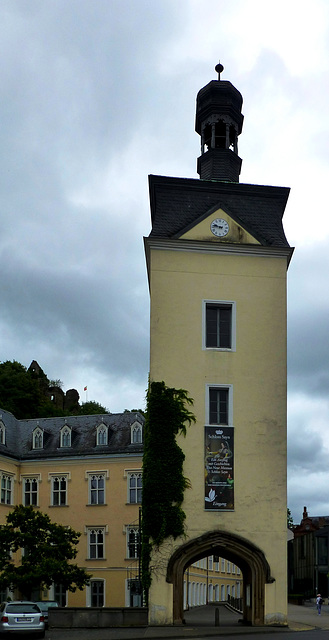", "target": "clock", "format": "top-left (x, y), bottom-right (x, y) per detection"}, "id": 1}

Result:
top-left (210, 218), bottom-right (229, 237)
